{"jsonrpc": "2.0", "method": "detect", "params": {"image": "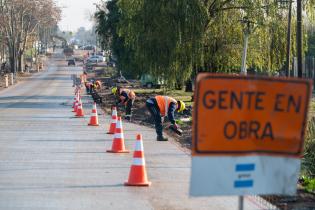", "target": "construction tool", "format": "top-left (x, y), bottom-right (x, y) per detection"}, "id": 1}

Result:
top-left (169, 124), bottom-right (183, 136)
